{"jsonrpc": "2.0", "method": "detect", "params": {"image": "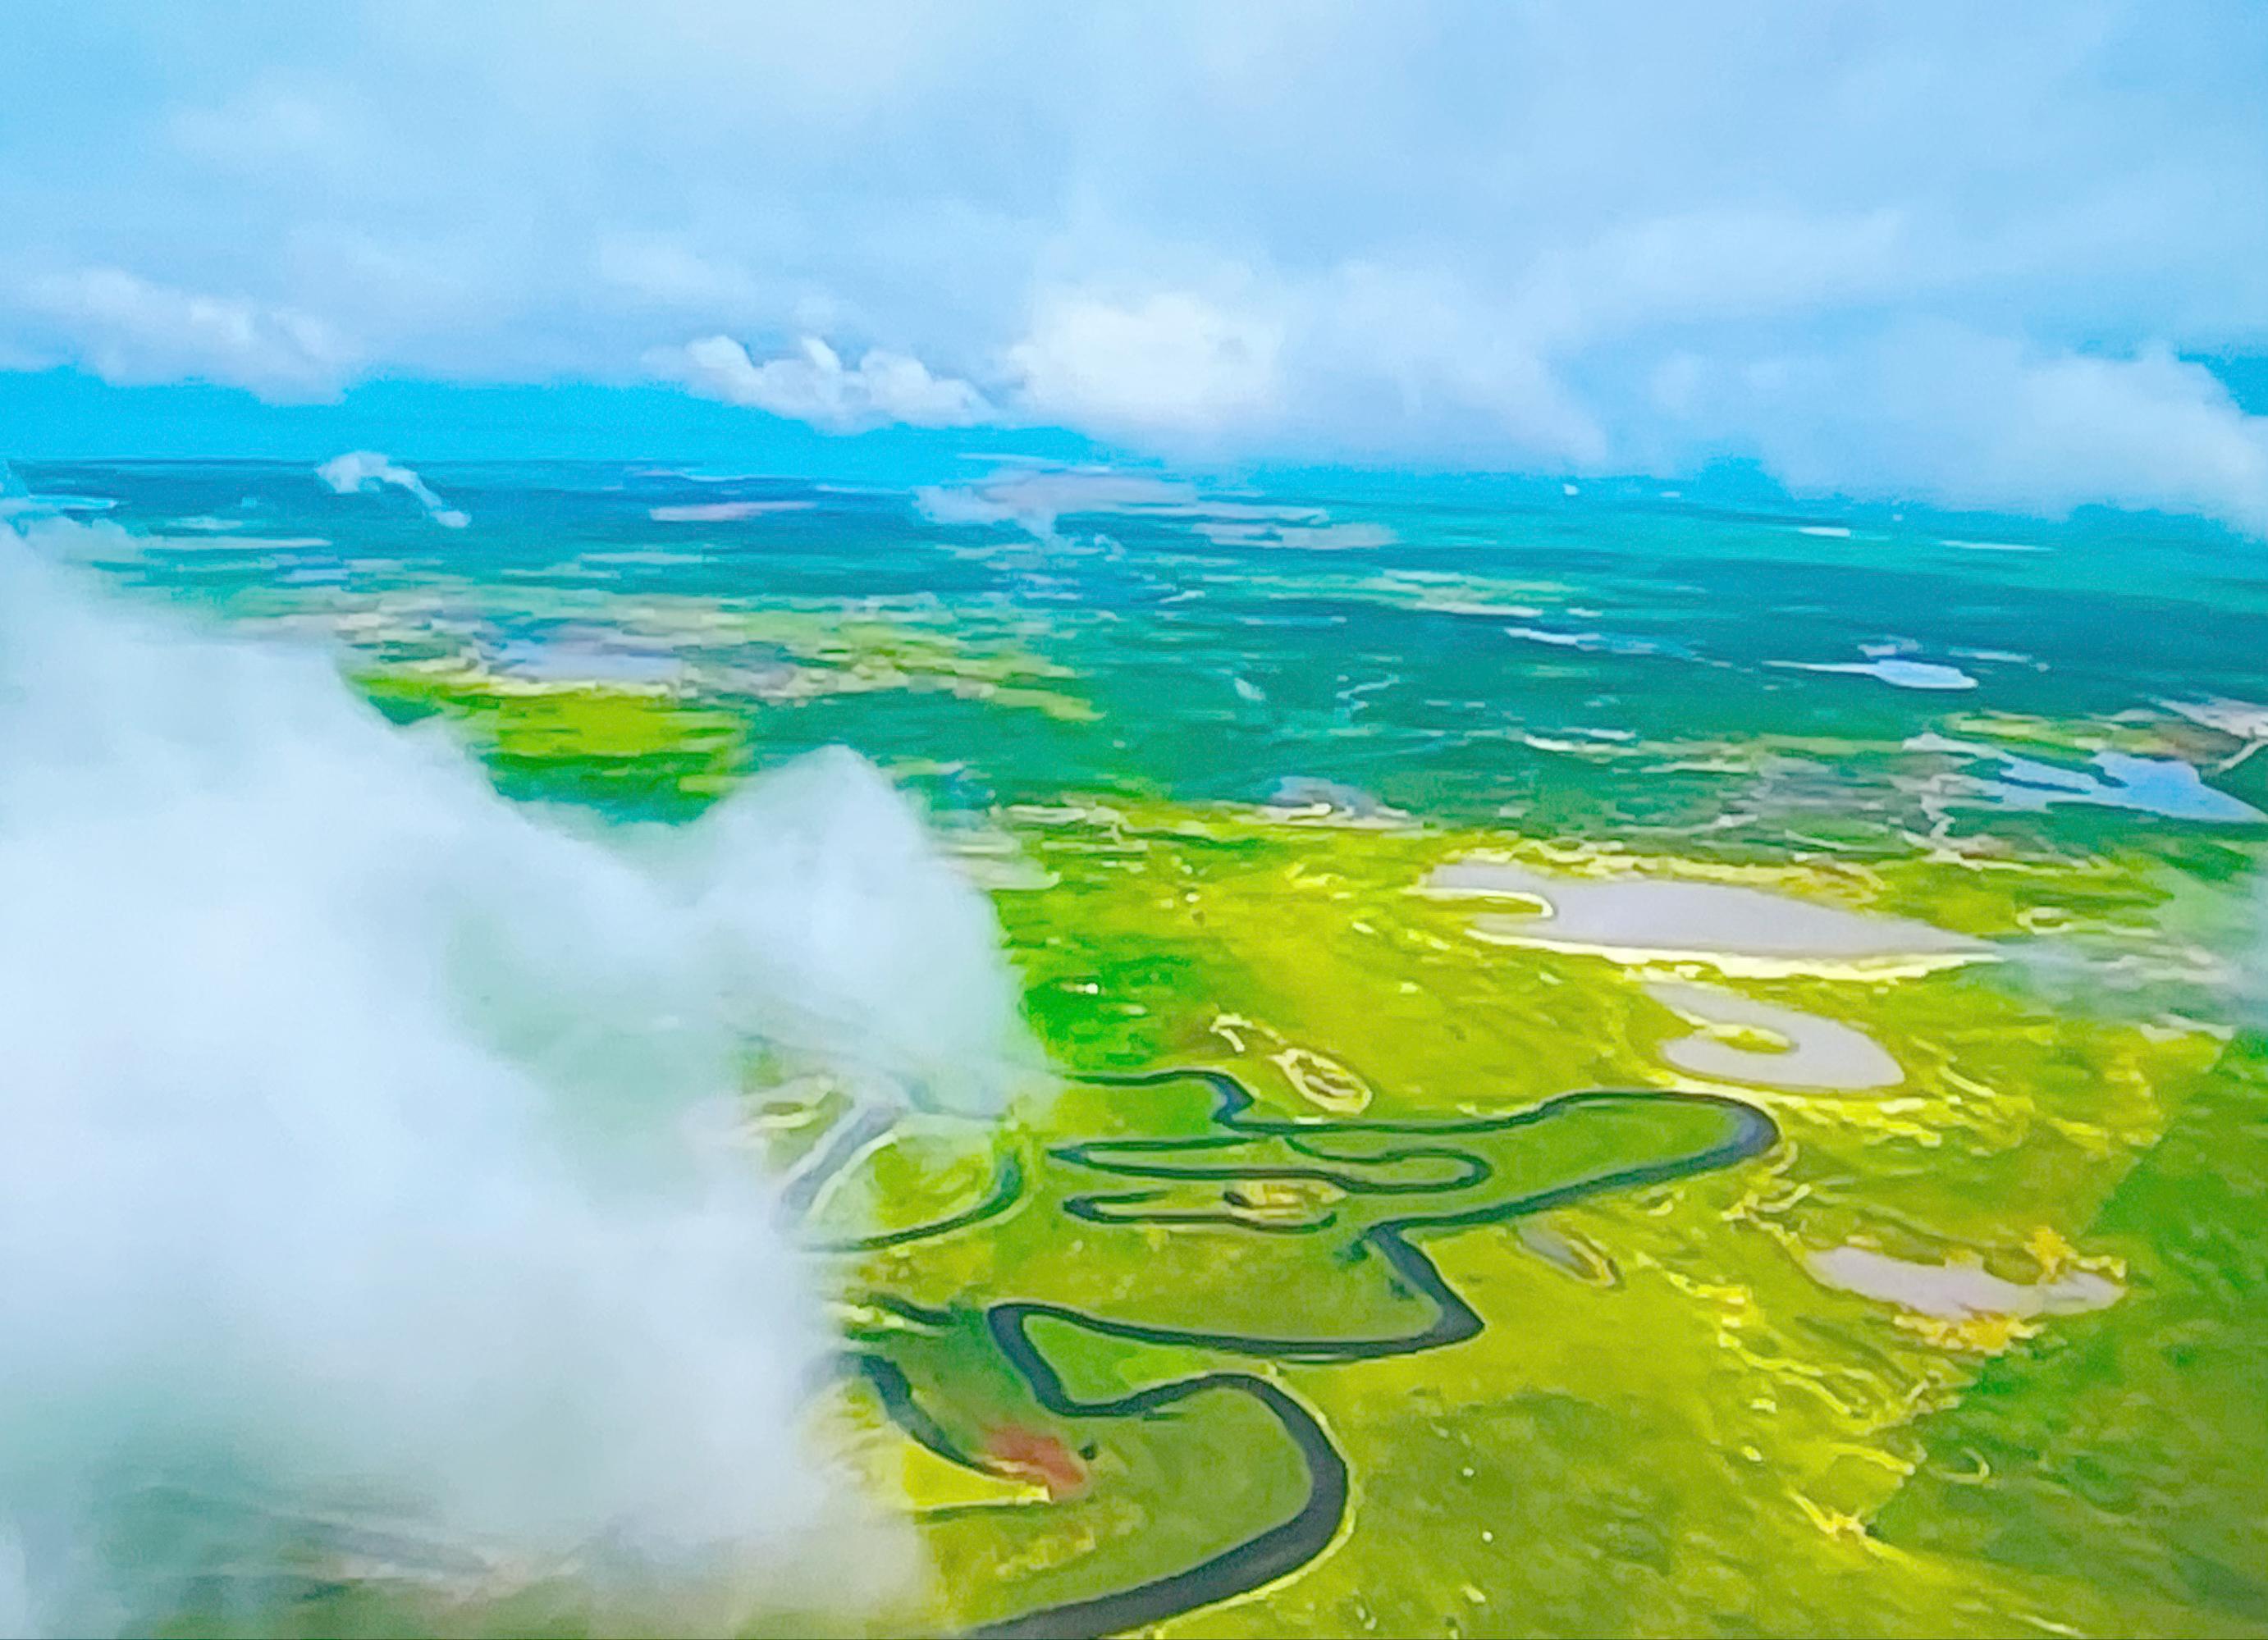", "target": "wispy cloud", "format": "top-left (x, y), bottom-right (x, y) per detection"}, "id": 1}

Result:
top-left (914, 464), bottom-right (1389, 548)
top-left (315, 450), bottom-right (469, 528)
